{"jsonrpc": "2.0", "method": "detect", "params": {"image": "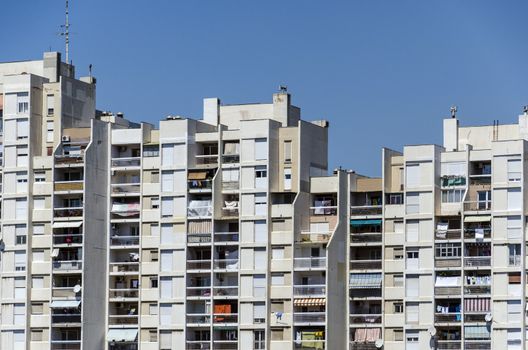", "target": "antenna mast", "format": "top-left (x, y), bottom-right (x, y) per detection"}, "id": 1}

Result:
top-left (60, 0), bottom-right (71, 63)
